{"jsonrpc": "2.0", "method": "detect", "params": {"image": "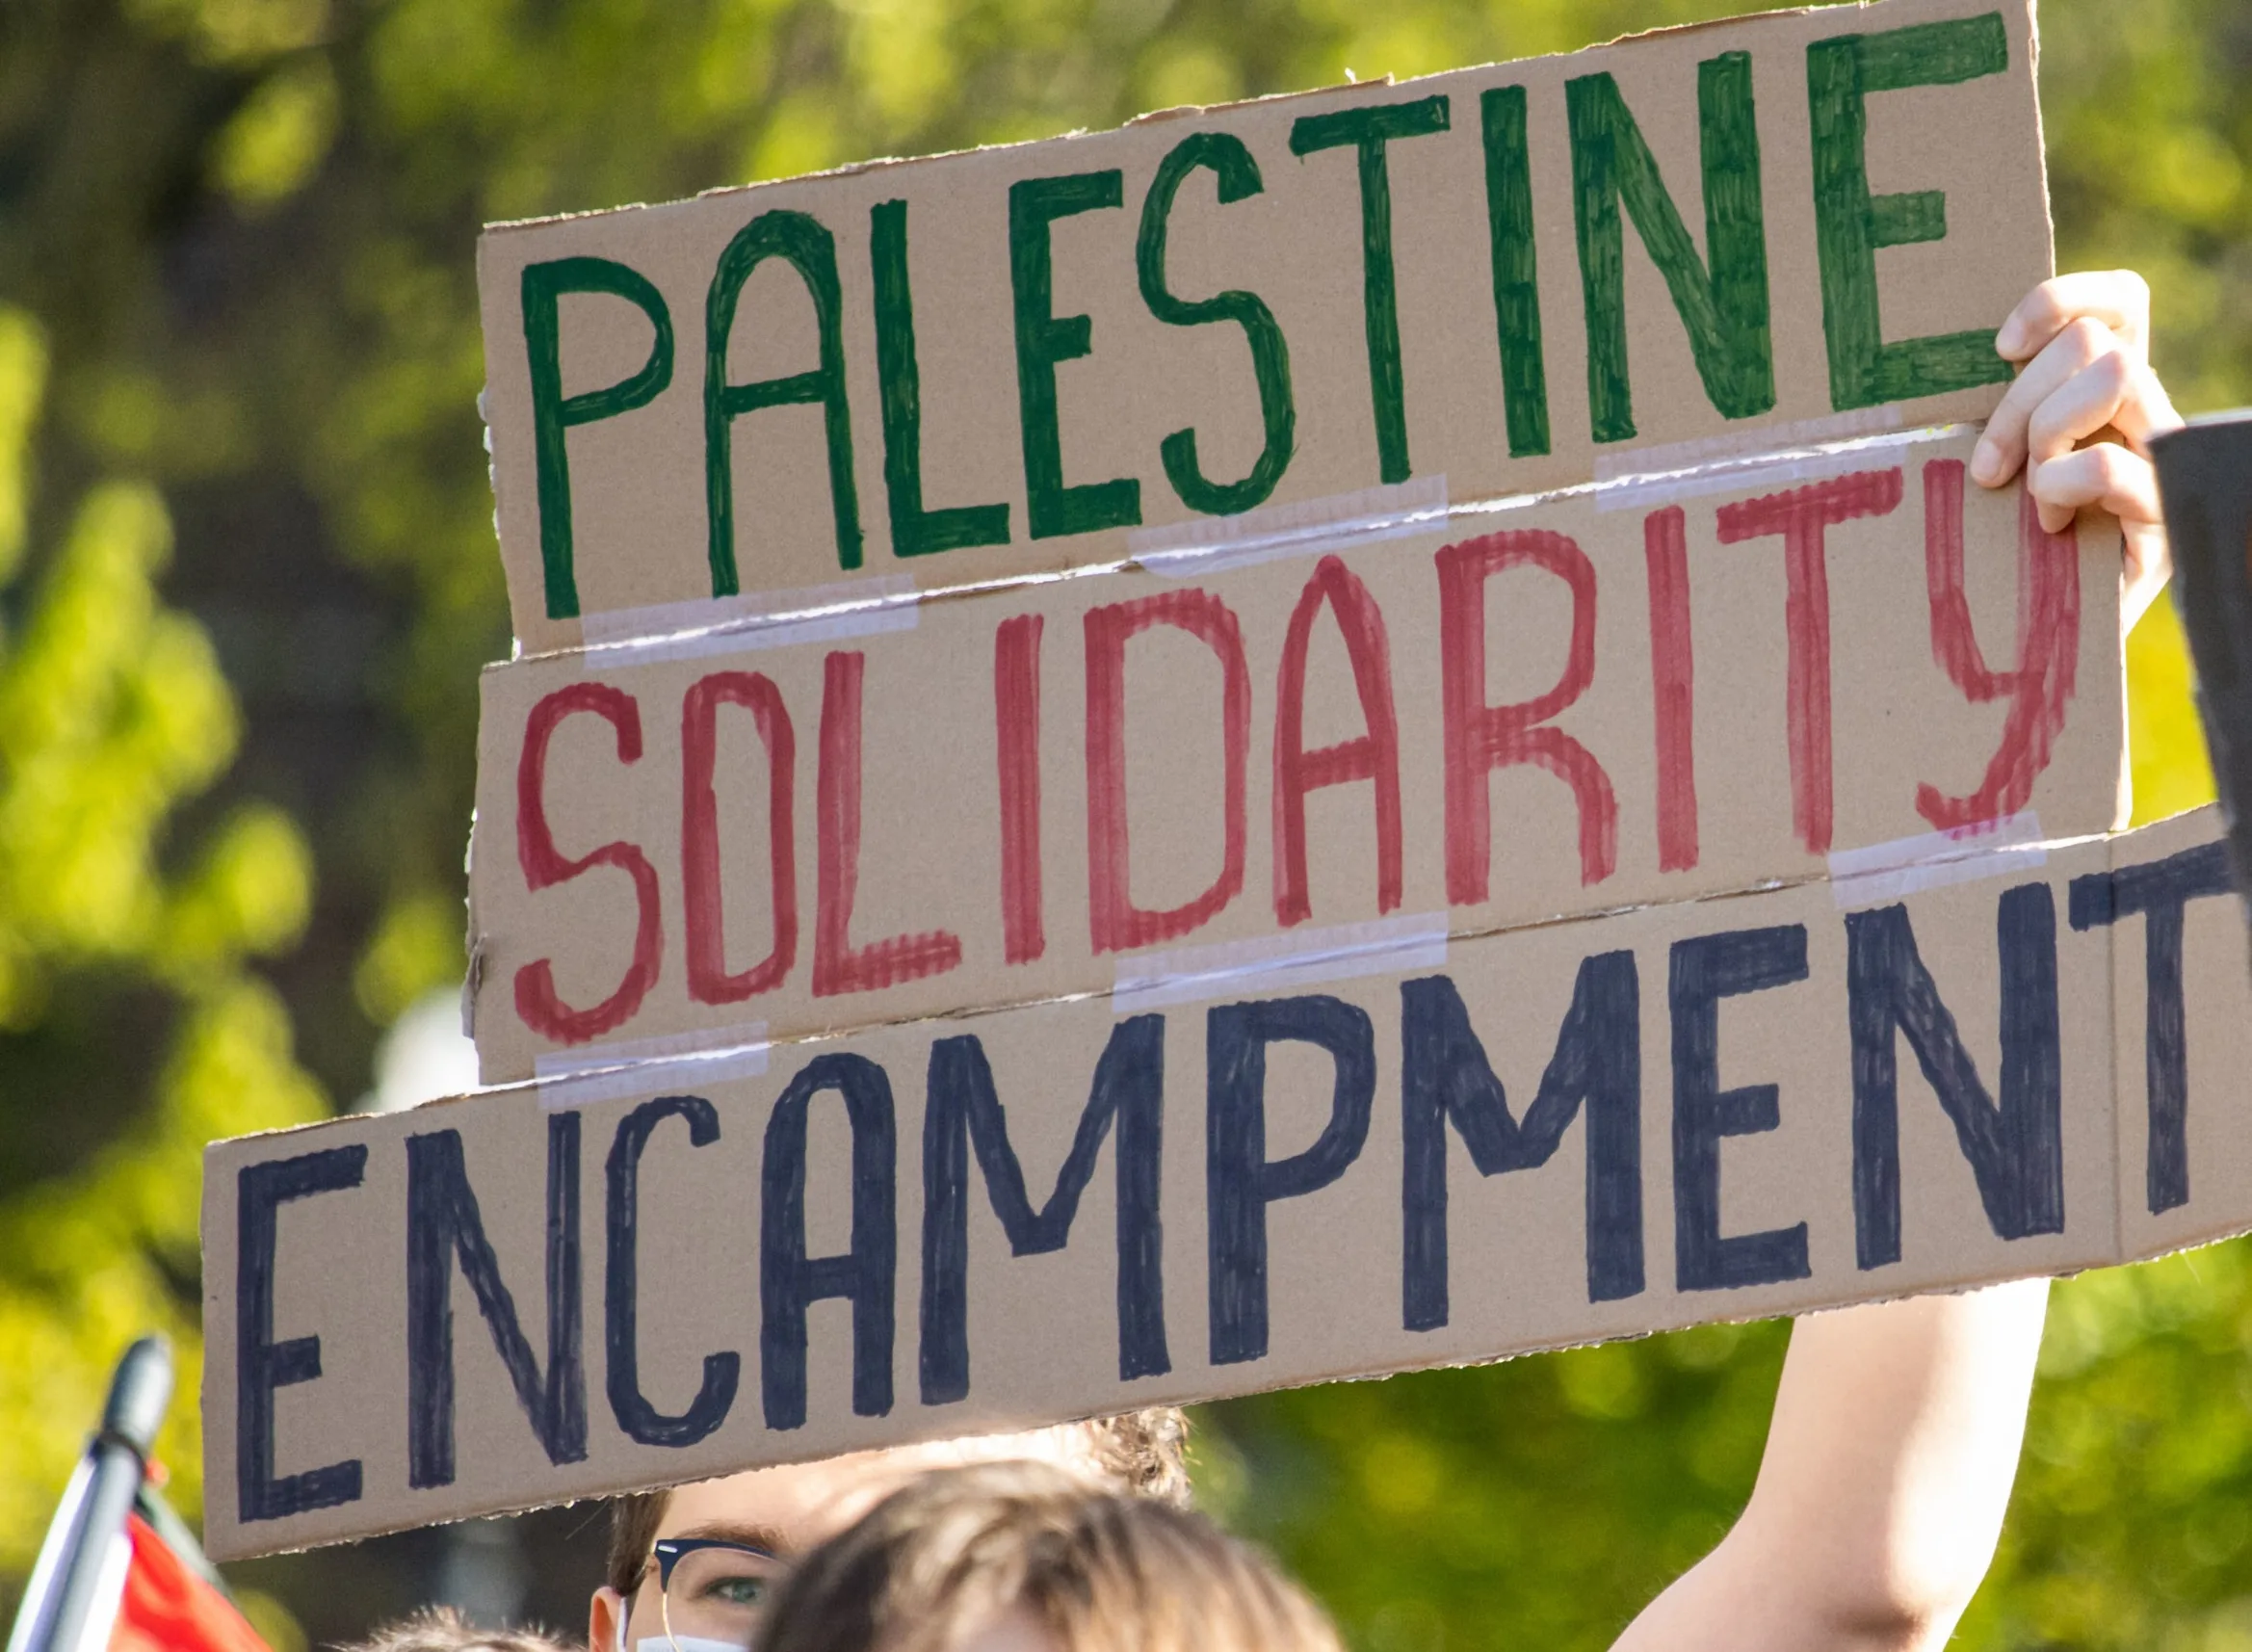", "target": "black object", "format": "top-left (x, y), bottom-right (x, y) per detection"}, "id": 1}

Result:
top-left (2152, 411), bottom-right (2252, 924)
top-left (5, 1336), bottom-right (173, 1652)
